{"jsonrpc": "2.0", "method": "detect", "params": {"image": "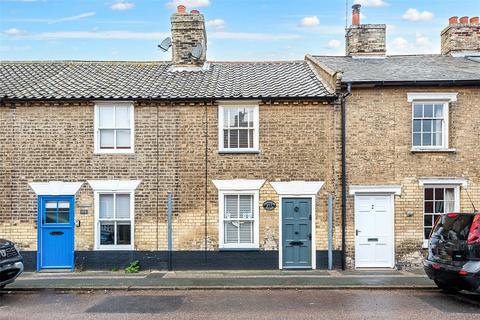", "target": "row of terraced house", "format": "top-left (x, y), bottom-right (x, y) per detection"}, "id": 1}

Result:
top-left (1, 5), bottom-right (479, 271)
